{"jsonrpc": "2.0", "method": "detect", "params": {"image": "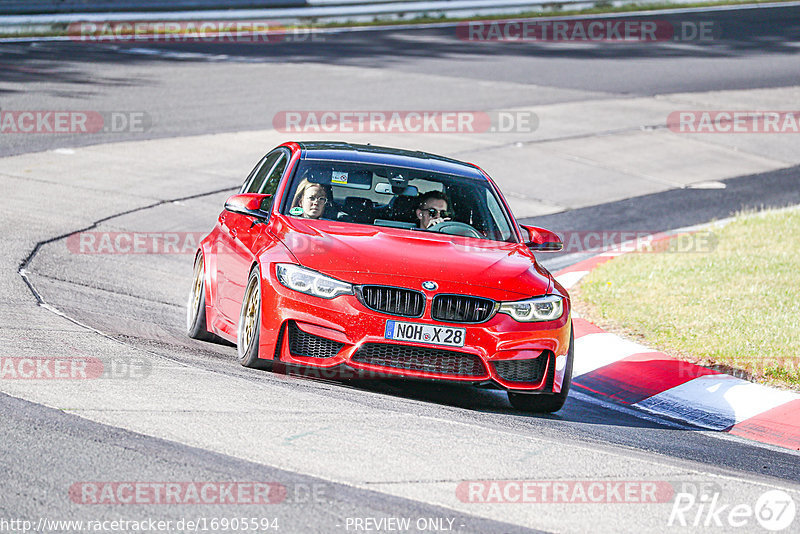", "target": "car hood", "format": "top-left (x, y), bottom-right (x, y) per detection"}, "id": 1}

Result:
top-left (273, 218), bottom-right (552, 300)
